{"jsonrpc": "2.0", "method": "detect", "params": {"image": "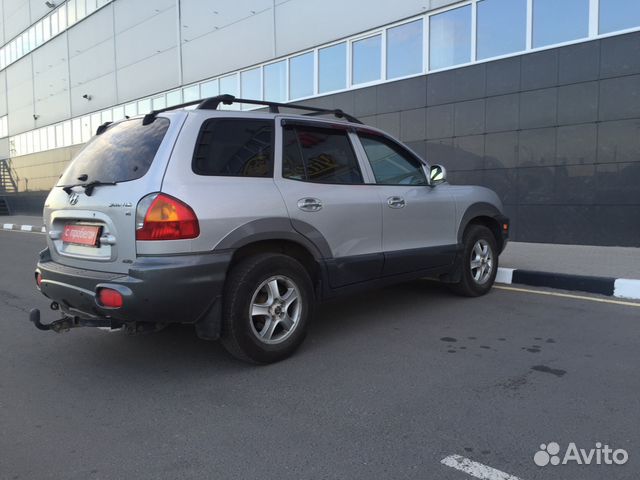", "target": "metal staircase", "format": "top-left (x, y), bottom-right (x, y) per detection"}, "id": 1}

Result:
top-left (0, 159), bottom-right (18, 194)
